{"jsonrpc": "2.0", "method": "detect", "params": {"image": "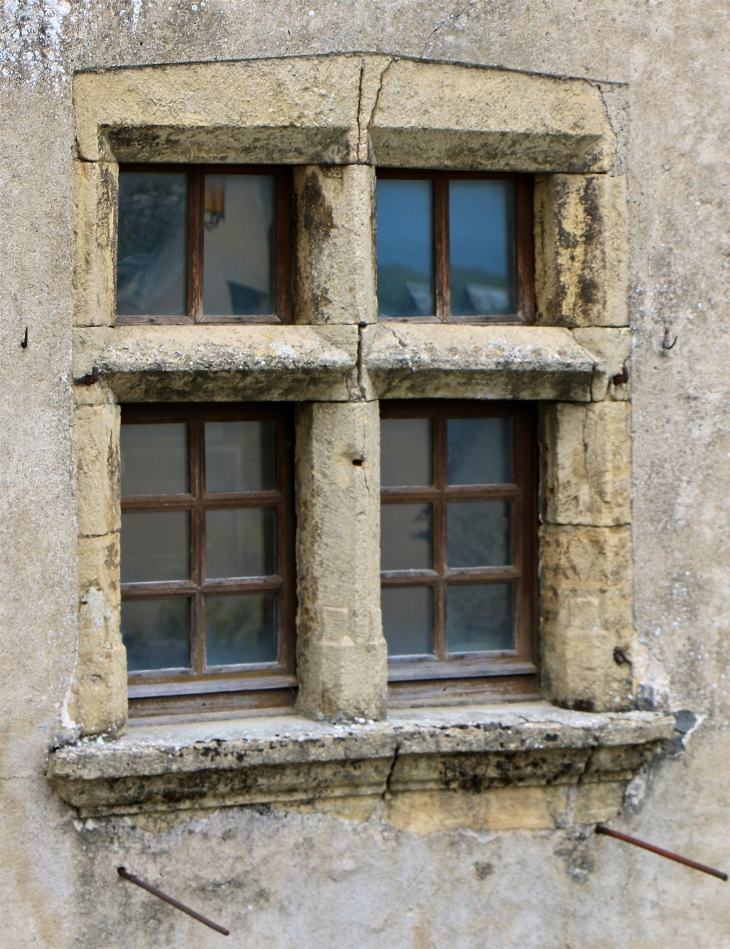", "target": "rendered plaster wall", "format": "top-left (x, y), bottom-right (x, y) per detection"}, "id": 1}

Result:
top-left (1, 4), bottom-right (730, 949)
